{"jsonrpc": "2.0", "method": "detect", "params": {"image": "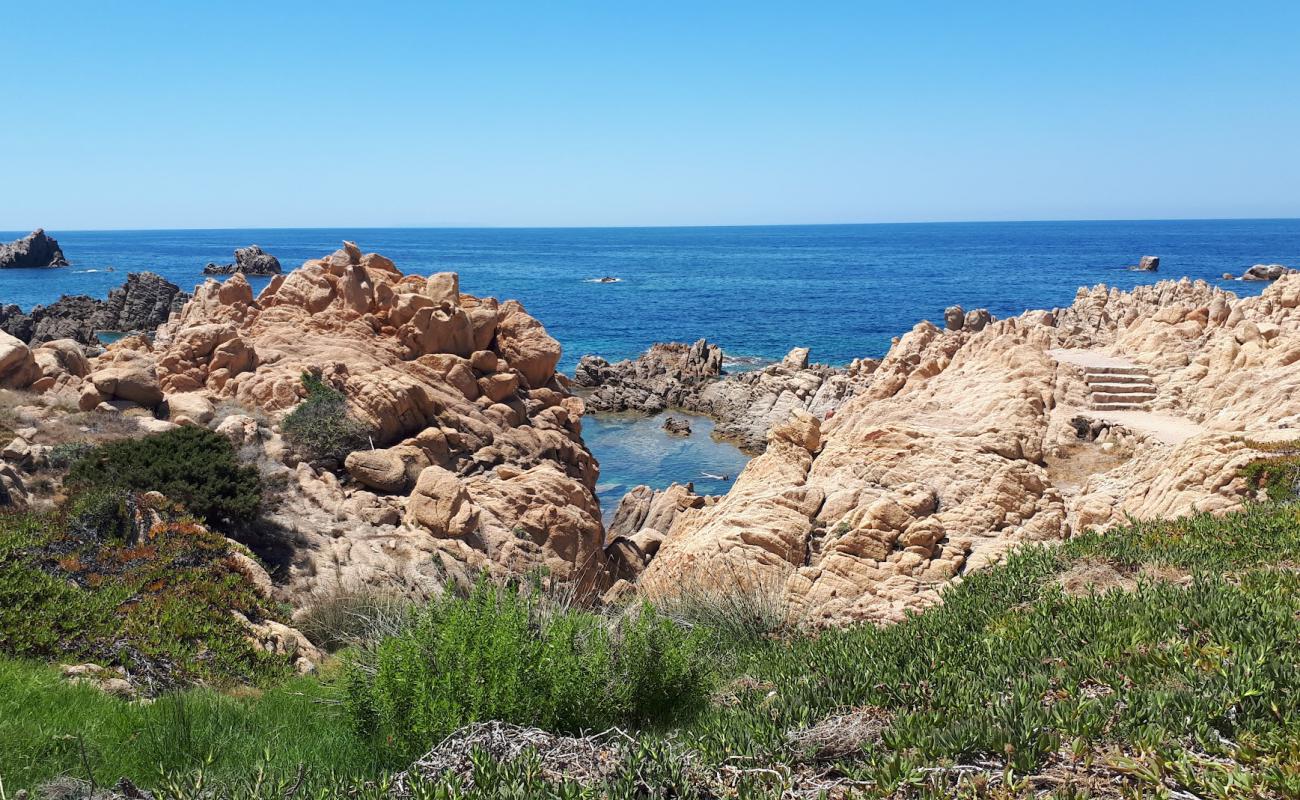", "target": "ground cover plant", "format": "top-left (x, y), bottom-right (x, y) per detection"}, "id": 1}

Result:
top-left (0, 492), bottom-right (290, 694)
top-left (3, 502), bottom-right (1299, 797)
